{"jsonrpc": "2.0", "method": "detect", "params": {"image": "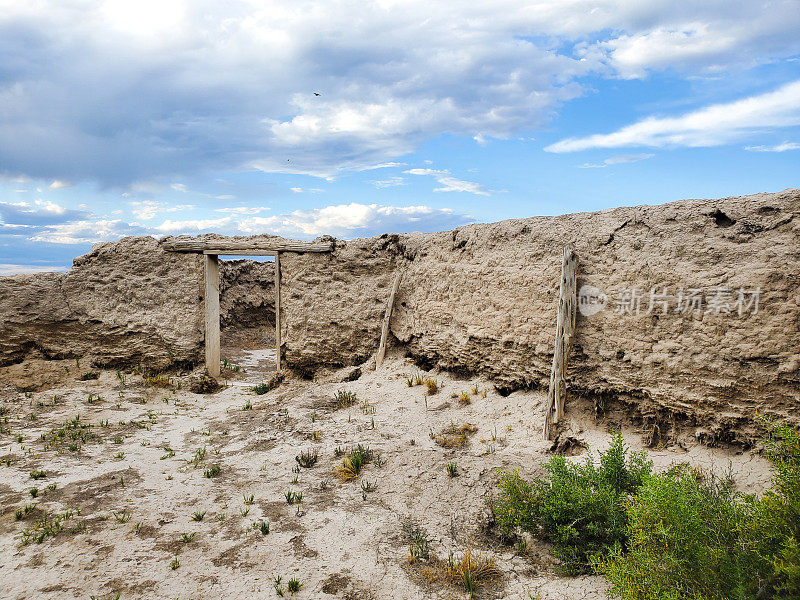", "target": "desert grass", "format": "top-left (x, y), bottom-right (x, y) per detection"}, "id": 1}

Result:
top-left (432, 423), bottom-right (478, 448)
